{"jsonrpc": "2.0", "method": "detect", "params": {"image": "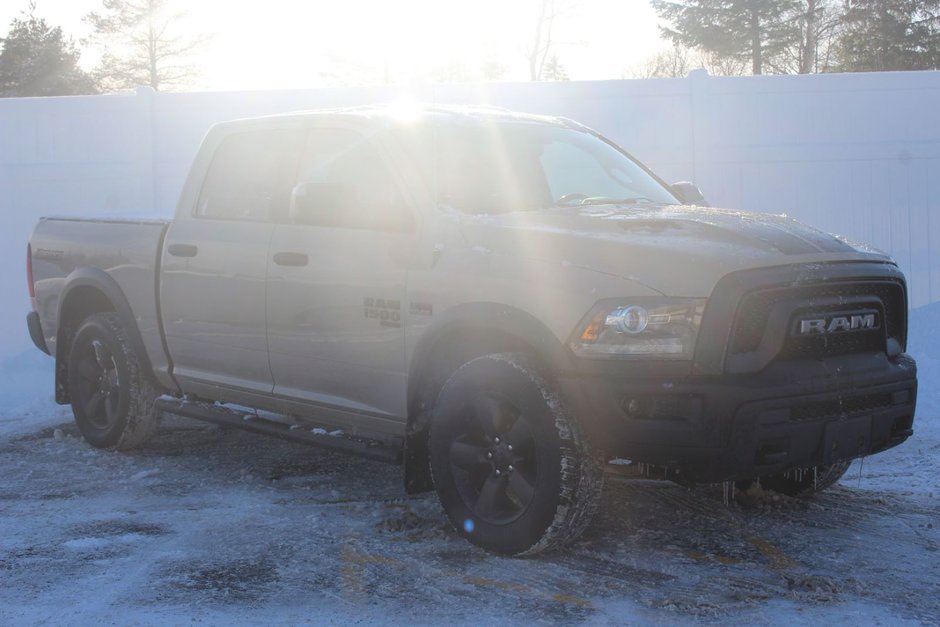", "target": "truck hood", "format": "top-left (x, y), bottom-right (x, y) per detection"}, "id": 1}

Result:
top-left (458, 204), bottom-right (891, 296)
